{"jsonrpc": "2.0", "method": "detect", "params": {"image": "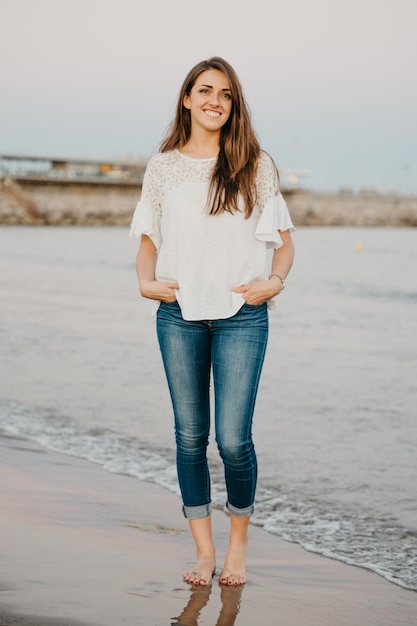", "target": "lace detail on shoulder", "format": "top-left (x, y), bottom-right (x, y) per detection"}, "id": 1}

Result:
top-left (165, 151), bottom-right (215, 189)
top-left (255, 151), bottom-right (280, 212)
top-left (142, 150), bottom-right (279, 217)
top-left (143, 151), bottom-right (214, 217)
